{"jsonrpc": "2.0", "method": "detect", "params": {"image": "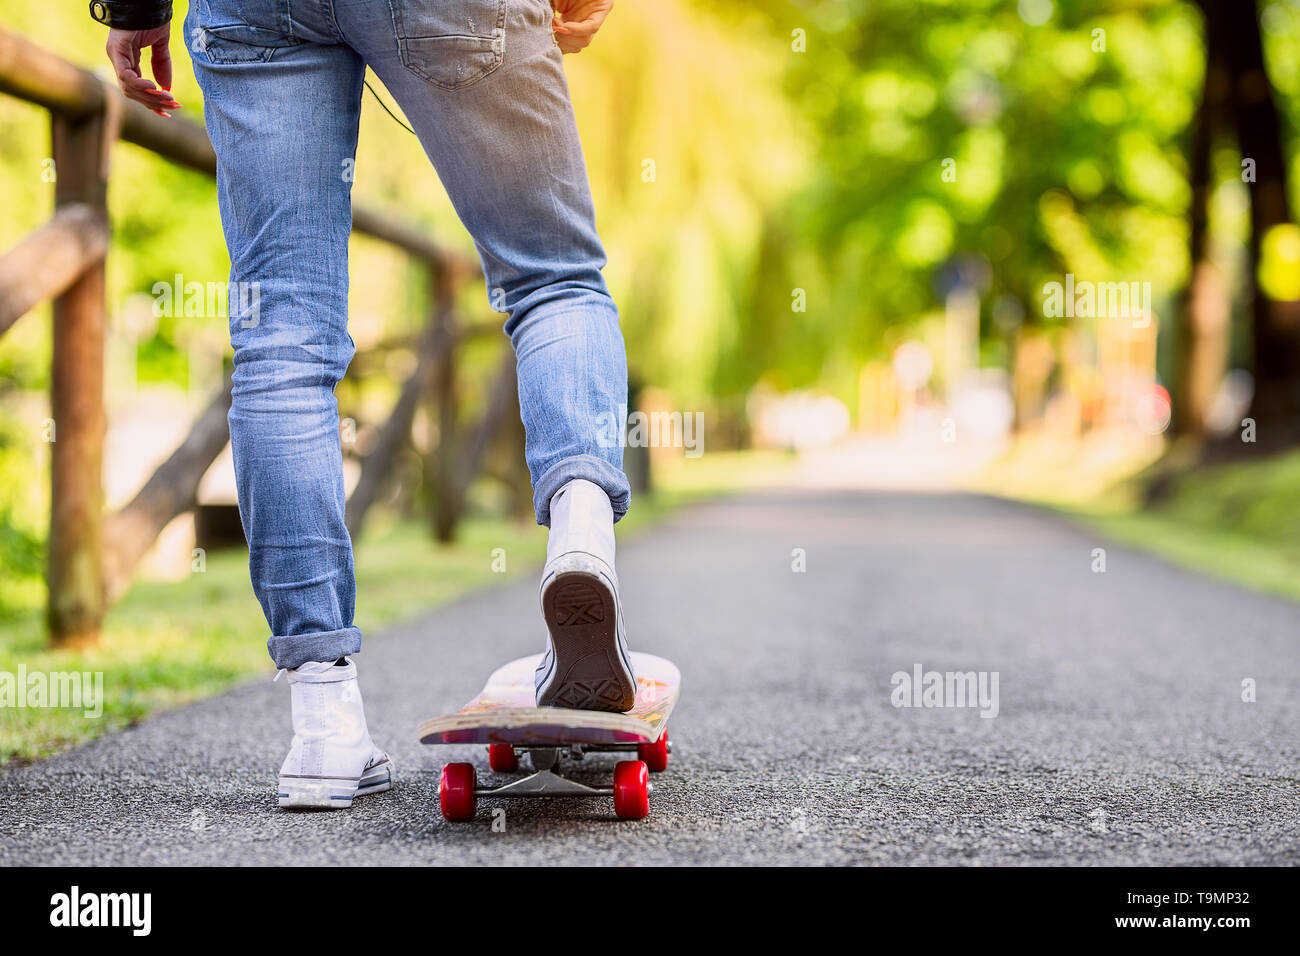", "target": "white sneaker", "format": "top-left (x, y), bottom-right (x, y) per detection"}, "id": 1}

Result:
top-left (534, 479), bottom-right (636, 712)
top-left (276, 658), bottom-right (393, 809)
